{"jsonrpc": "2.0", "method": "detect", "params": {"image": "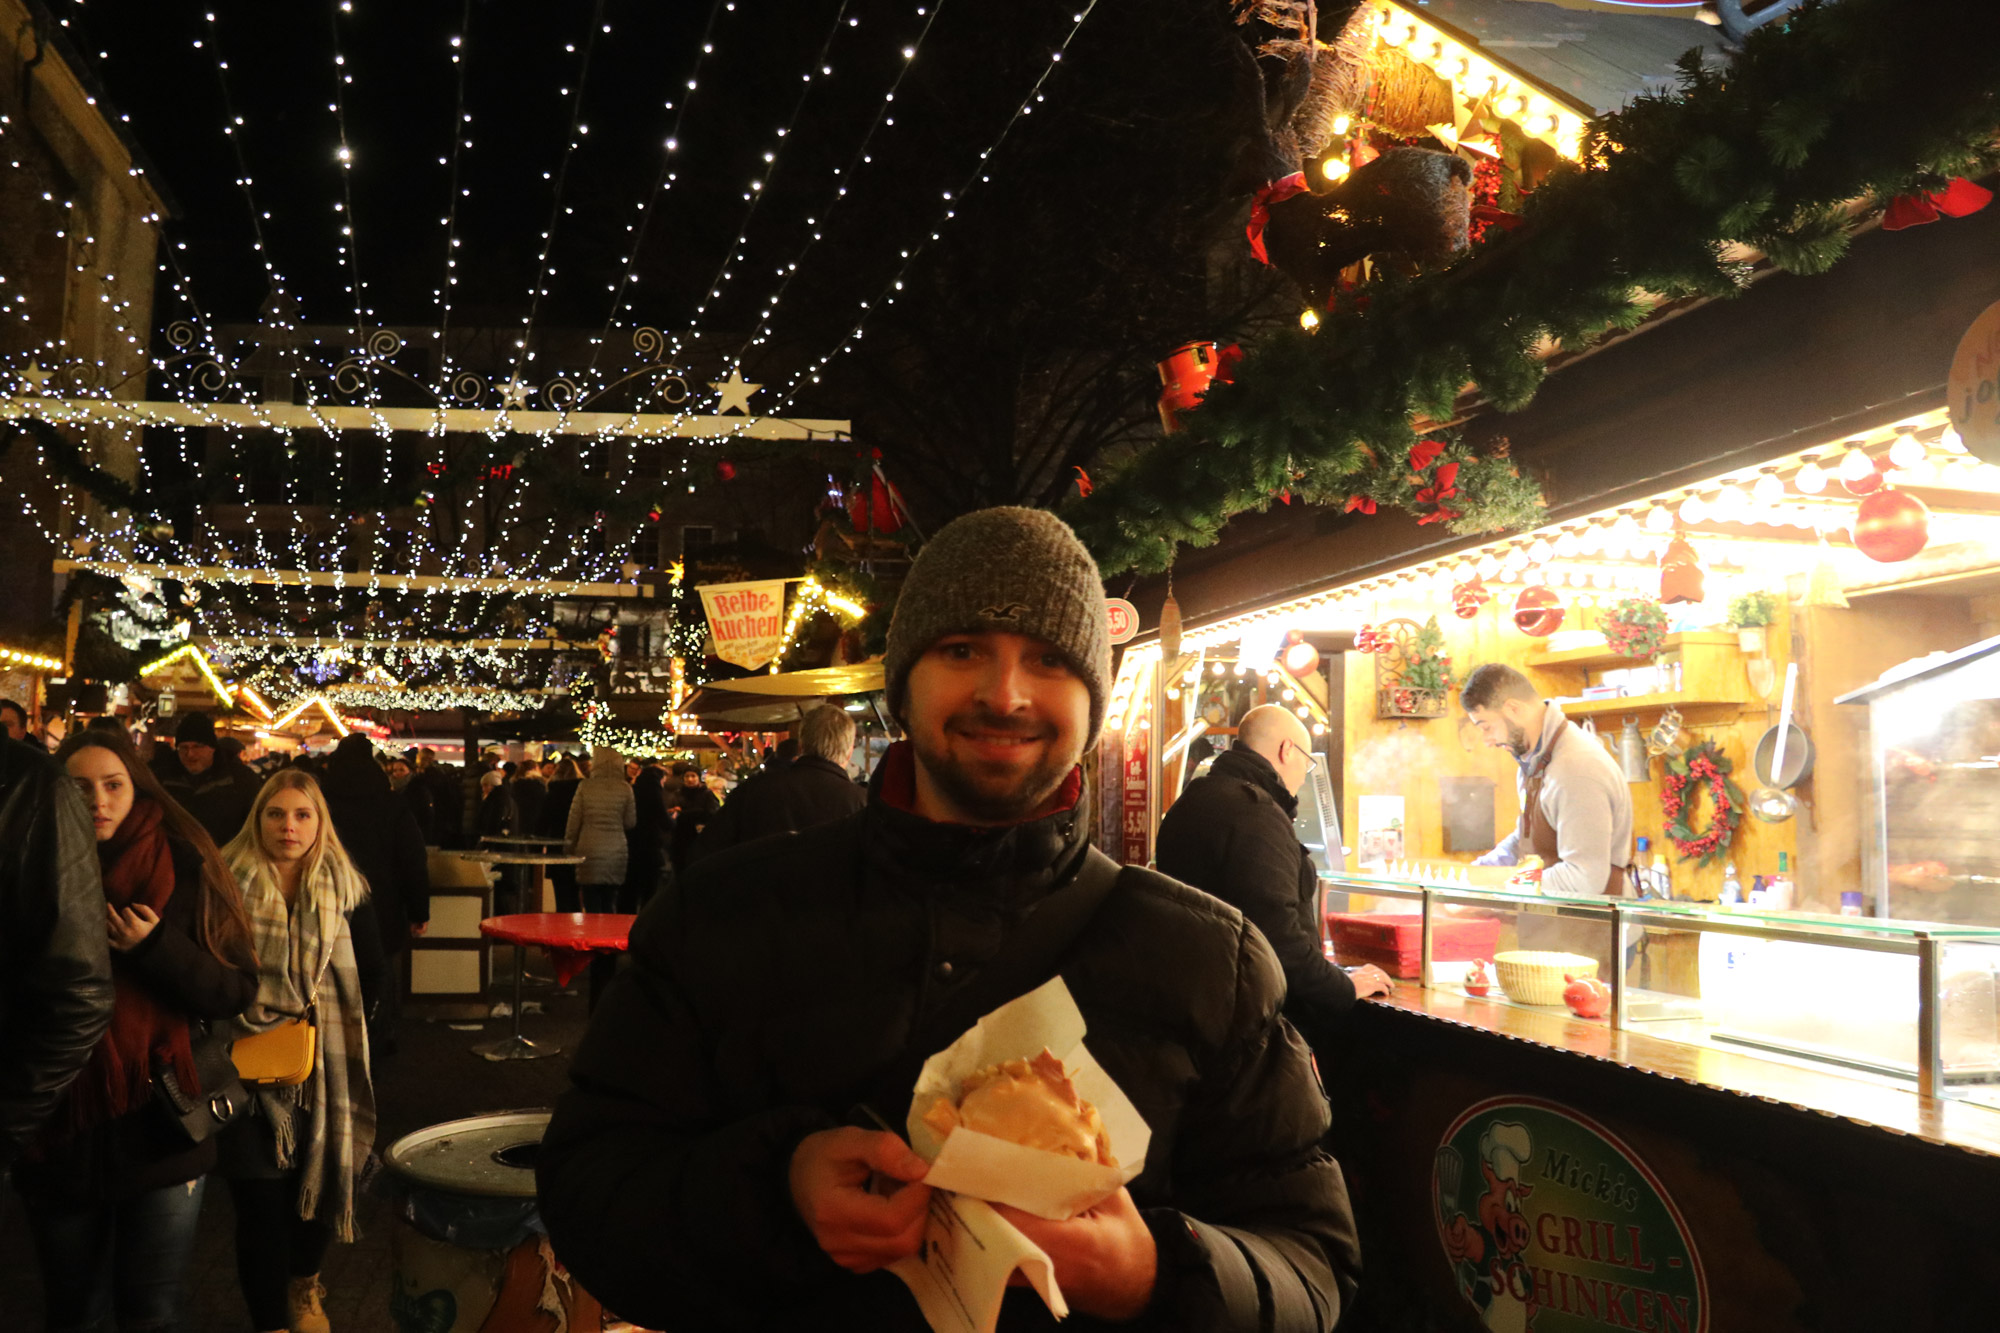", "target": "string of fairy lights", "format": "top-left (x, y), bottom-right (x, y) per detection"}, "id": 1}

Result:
top-left (766, 0), bottom-right (1103, 409)
top-left (506, 0), bottom-right (610, 390)
top-left (731, 1), bottom-right (948, 365)
top-left (584, 0), bottom-right (732, 377)
top-left (8, 0), bottom-right (1111, 713)
top-left (660, 0), bottom-right (854, 368)
top-left (324, 0), bottom-right (374, 339)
